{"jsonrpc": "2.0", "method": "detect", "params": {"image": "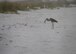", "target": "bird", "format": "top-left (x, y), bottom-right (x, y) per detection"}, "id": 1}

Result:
top-left (44, 18), bottom-right (58, 29)
top-left (44, 18), bottom-right (58, 23)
